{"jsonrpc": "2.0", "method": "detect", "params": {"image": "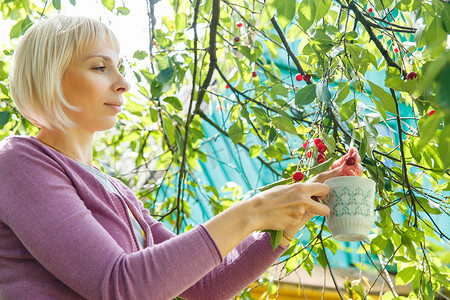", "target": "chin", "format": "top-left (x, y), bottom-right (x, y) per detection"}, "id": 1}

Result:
top-left (85, 118), bottom-right (118, 133)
